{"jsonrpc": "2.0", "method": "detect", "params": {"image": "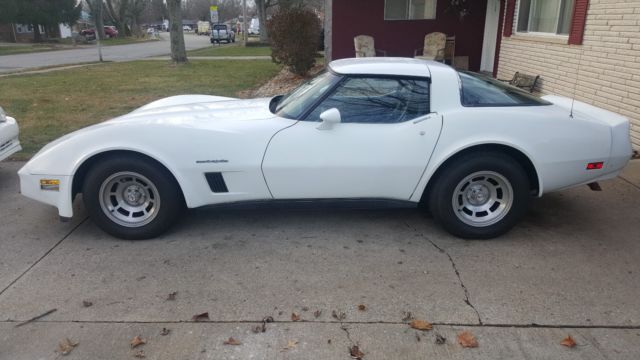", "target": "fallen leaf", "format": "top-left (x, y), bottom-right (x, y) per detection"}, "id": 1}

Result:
top-left (130, 335), bottom-right (146, 348)
top-left (57, 338), bottom-right (78, 355)
top-left (167, 292), bottom-right (177, 301)
top-left (223, 337), bottom-right (241, 346)
top-left (332, 310), bottom-right (346, 321)
top-left (291, 312), bottom-right (301, 321)
top-left (160, 328), bottom-right (170, 336)
top-left (457, 331), bottom-right (478, 348)
top-left (192, 312), bottom-right (209, 321)
top-left (357, 304), bottom-right (366, 311)
top-left (282, 340), bottom-right (298, 351)
top-left (314, 310), bottom-right (322, 318)
top-left (409, 319), bottom-right (433, 331)
top-left (435, 333), bottom-right (446, 345)
top-left (349, 345), bottom-right (365, 359)
top-left (133, 349), bottom-right (146, 358)
top-left (82, 300), bottom-right (93, 307)
top-left (402, 311), bottom-right (413, 321)
top-left (561, 335), bottom-right (577, 348)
